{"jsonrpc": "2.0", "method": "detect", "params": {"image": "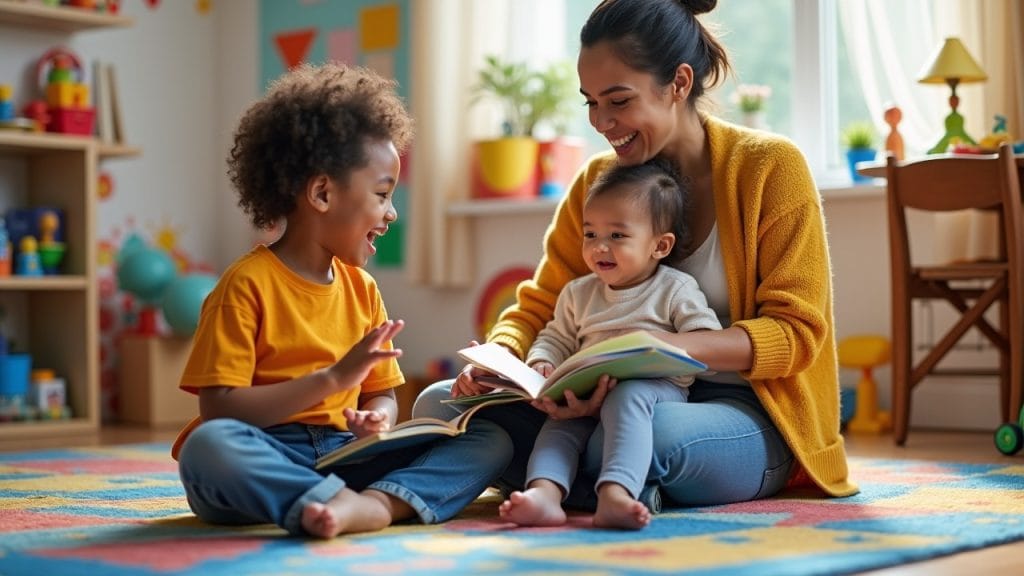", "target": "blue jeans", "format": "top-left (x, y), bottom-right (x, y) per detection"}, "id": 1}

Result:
top-left (413, 380), bottom-right (793, 512)
top-left (177, 417), bottom-right (512, 535)
top-left (529, 378), bottom-right (688, 500)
